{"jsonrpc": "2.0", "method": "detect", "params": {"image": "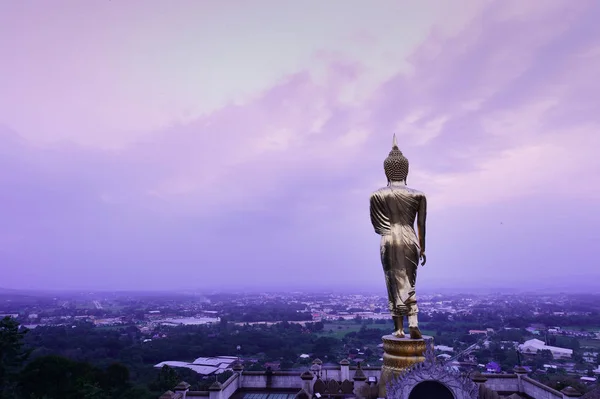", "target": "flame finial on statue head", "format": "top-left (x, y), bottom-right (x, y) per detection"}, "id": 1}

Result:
top-left (384, 134), bottom-right (409, 184)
